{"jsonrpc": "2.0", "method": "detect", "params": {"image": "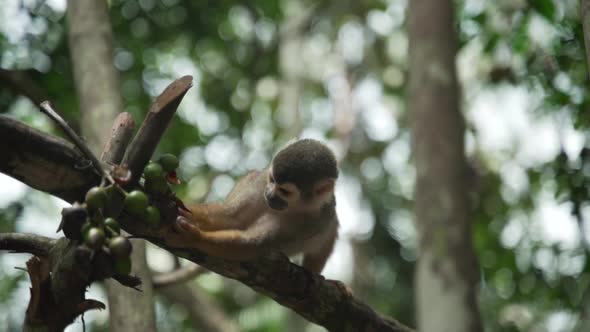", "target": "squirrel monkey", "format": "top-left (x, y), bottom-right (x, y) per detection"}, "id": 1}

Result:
top-left (174, 139), bottom-right (339, 274)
